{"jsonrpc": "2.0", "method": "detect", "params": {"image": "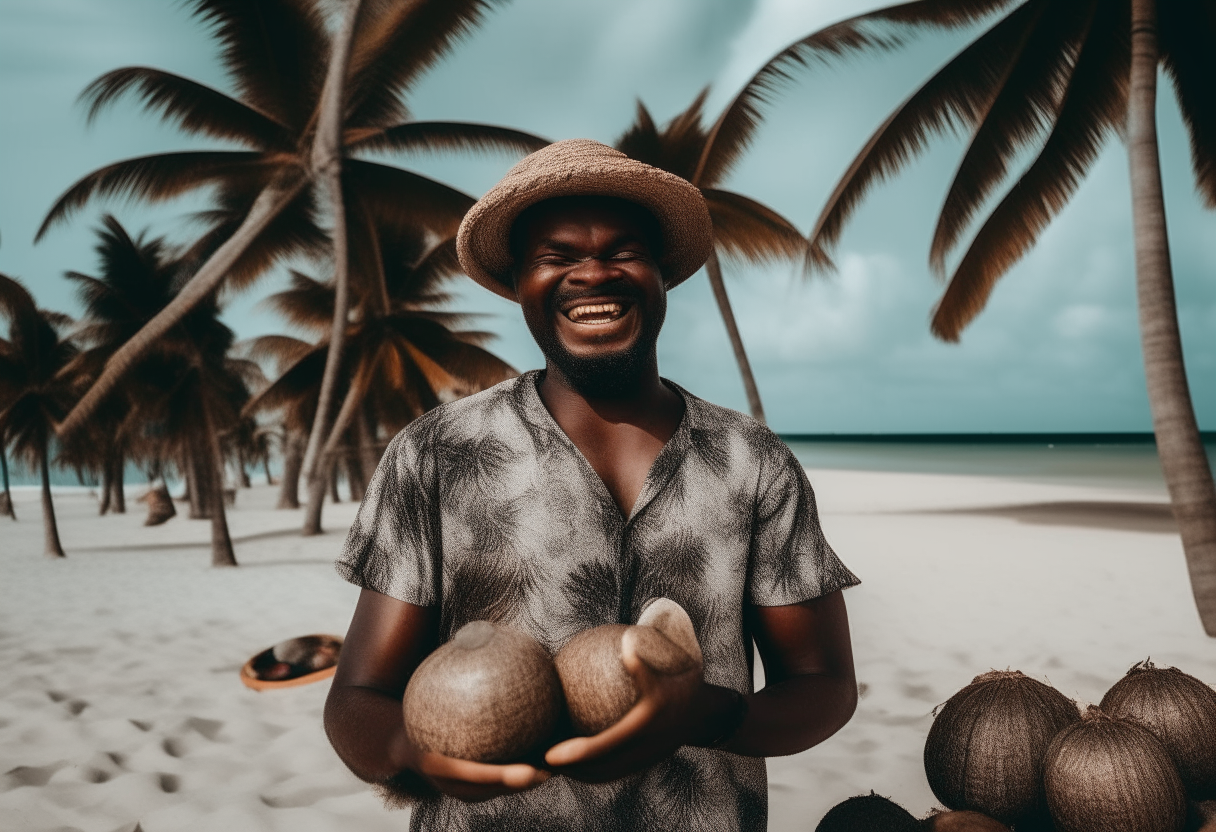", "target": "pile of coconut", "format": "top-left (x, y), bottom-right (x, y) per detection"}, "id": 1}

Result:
top-left (817, 661), bottom-right (1216, 832)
